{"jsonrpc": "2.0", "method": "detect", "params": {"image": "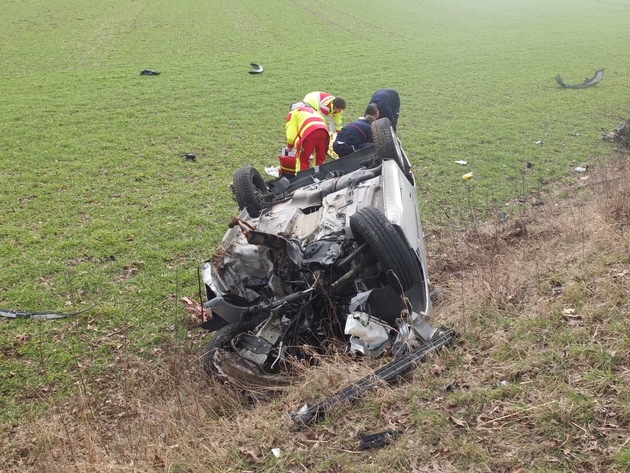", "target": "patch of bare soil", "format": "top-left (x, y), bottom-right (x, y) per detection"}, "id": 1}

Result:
top-left (2, 155), bottom-right (629, 473)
